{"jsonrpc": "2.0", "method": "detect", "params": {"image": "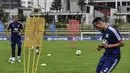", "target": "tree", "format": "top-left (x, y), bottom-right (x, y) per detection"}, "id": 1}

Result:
top-left (18, 8), bottom-right (25, 22)
top-left (0, 6), bottom-right (9, 22)
top-left (50, 0), bottom-right (62, 12)
top-left (103, 8), bottom-right (109, 23)
top-left (0, 8), bottom-right (4, 20)
top-left (77, 0), bottom-right (86, 12)
top-left (77, 0), bottom-right (86, 31)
